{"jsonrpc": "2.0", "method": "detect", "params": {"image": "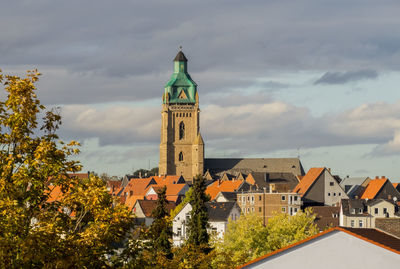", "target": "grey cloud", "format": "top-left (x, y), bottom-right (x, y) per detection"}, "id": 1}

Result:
top-left (314, 70), bottom-right (379, 85)
top-left (59, 99), bottom-right (400, 155)
top-left (1, 1), bottom-right (400, 104)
